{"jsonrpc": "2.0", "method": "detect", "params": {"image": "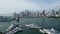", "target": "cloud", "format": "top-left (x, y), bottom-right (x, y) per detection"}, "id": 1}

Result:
top-left (0, 0), bottom-right (39, 14)
top-left (0, 0), bottom-right (60, 15)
